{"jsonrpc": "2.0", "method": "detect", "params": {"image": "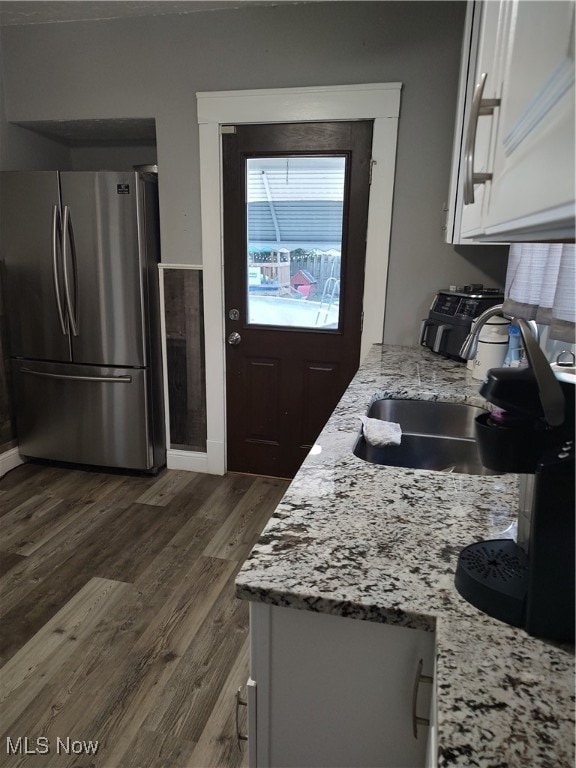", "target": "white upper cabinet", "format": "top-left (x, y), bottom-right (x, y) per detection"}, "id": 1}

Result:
top-left (485, 1), bottom-right (575, 240)
top-left (446, 1), bottom-right (575, 243)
